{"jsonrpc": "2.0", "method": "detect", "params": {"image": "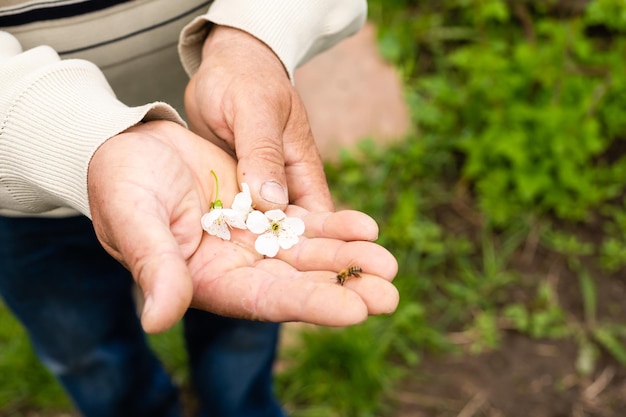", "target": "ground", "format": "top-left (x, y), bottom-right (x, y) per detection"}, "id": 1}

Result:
top-left (390, 333), bottom-right (626, 417)
top-left (294, 23), bottom-right (410, 162)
